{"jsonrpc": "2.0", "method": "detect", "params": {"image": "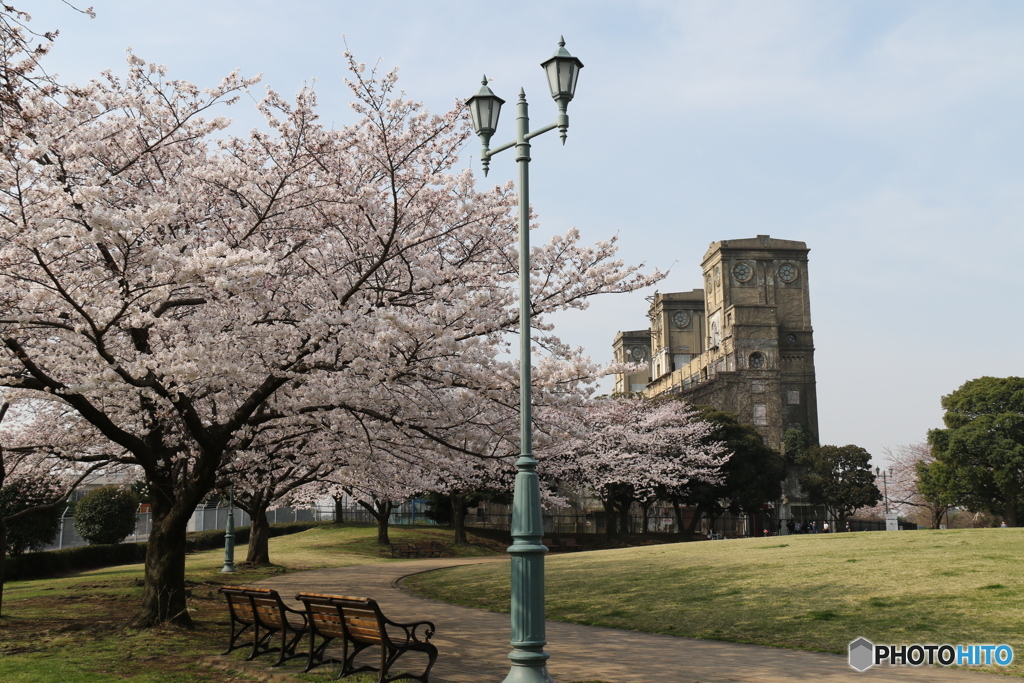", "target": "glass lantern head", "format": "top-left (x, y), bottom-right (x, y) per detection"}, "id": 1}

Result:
top-left (466, 76), bottom-right (505, 143)
top-left (540, 37), bottom-right (584, 106)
